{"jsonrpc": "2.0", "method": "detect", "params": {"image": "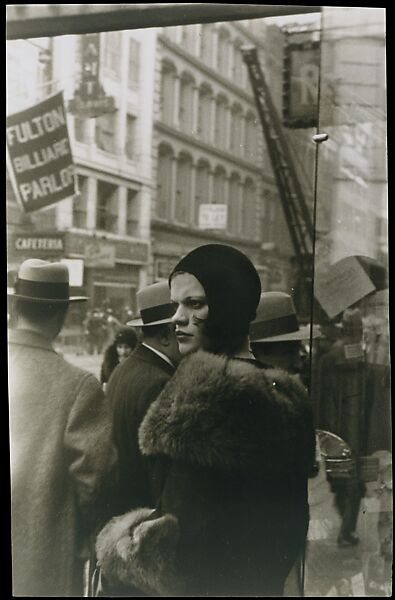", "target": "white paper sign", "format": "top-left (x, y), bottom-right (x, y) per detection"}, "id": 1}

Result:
top-left (60, 258), bottom-right (84, 287)
top-left (314, 256), bottom-right (375, 318)
top-left (198, 204), bottom-right (227, 230)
